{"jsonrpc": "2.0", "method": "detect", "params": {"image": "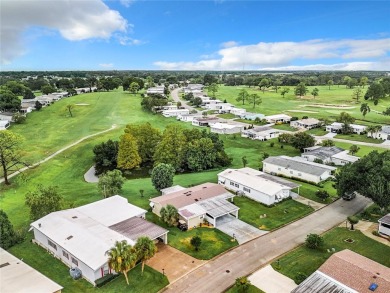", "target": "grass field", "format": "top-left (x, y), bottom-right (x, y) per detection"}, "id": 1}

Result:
top-left (291, 180), bottom-right (338, 204)
top-left (271, 227), bottom-right (390, 284)
top-left (234, 197), bottom-right (313, 231)
top-left (214, 85), bottom-right (390, 125)
top-left (225, 284), bottom-right (264, 293)
top-left (334, 133), bottom-right (383, 144)
top-left (8, 235), bottom-right (169, 293)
